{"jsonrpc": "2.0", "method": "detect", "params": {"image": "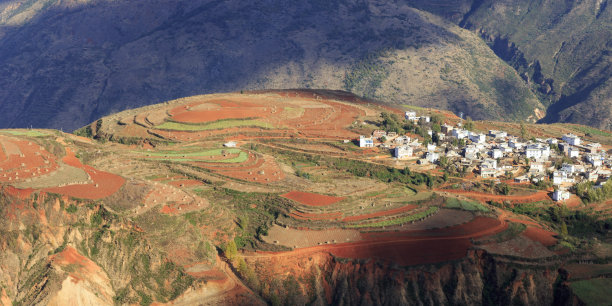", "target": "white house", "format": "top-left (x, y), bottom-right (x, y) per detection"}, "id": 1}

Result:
top-left (359, 136), bottom-right (374, 148)
top-left (405, 111), bottom-right (417, 121)
top-left (547, 138), bottom-right (559, 145)
top-left (441, 124), bottom-right (454, 135)
top-left (560, 163), bottom-right (576, 174)
top-left (394, 136), bottom-right (410, 144)
top-left (489, 130), bottom-right (508, 138)
top-left (394, 145), bottom-right (413, 159)
top-left (480, 168), bottom-right (498, 178)
top-left (552, 189), bottom-right (570, 202)
top-left (587, 143), bottom-right (602, 153)
top-left (509, 139), bottom-right (525, 150)
top-left (464, 145), bottom-right (479, 159)
top-left (482, 158), bottom-right (497, 169)
top-left (562, 134), bottom-right (581, 146)
top-left (490, 149), bottom-right (503, 159)
top-left (568, 147), bottom-right (580, 158)
top-left (469, 133), bottom-right (486, 144)
top-left (452, 129), bottom-right (469, 139)
top-left (529, 162), bottom-right (546, 173)
top-left (426, 152), bottom-right (439, 164)
top-left (586, 154), bottom-right (604, 167)
top-left (427, 143), bottom-right (437, 152)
